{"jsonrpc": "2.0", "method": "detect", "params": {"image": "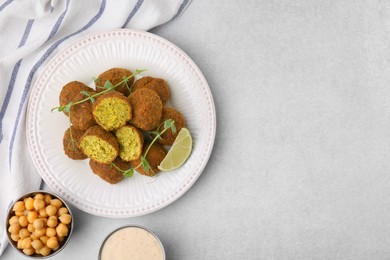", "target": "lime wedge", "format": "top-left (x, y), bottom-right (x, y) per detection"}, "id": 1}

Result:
top-left (157, 128), bottom-right (192, 171)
